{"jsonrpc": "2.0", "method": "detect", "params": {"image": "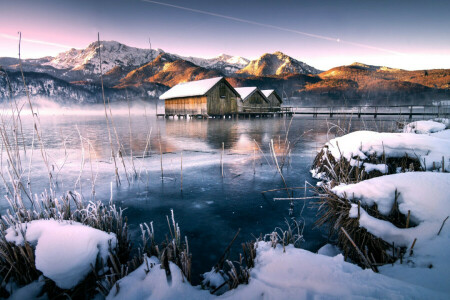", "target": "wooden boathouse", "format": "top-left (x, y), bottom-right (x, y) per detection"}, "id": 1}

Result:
top-left (159, 77), bottom-right (239, 118)
top-left (262, 89), bottom-right (283, 110)
top-left (234, 87), bottom-right (269, 113)
top-left (158, 77), bottom-right (292, 118)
